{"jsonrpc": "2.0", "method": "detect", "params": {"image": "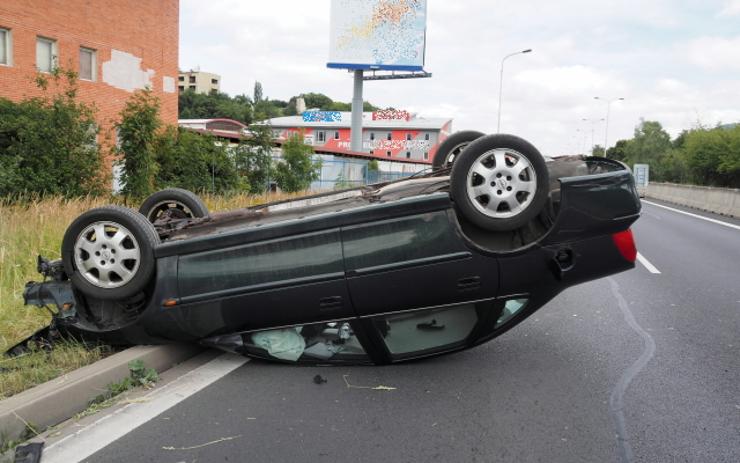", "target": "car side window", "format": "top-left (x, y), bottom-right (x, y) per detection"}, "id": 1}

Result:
top-left (372, 303), bottom-right (479, 358)
top-left (243, 320), bottom-right (368, 363)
